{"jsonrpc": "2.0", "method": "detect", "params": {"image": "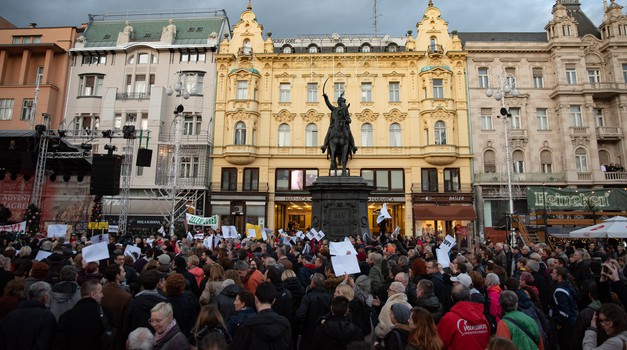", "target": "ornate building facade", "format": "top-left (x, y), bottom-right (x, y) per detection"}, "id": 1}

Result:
top-left (210, 2), bottom-right (475, 237)
top-left (463, 0), bottom-right (627, 238)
